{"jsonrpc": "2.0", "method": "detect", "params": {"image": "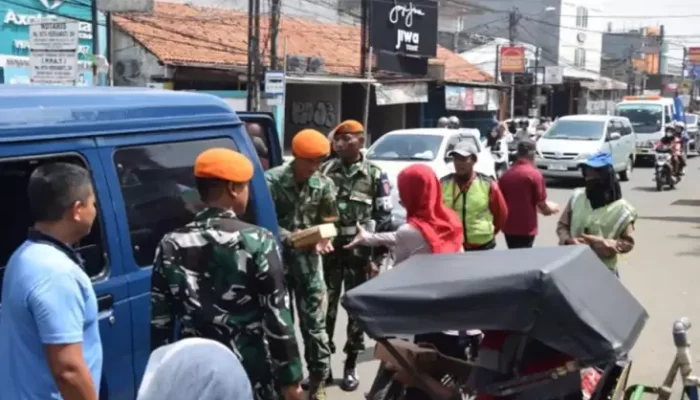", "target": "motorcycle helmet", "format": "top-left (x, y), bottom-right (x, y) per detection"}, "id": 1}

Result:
top-left (437, 117), bottom-right (450, 128)
top-left (448, 116), bottom-right (460, 128)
